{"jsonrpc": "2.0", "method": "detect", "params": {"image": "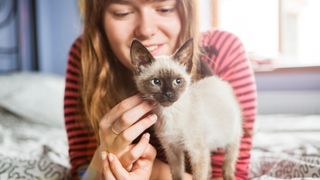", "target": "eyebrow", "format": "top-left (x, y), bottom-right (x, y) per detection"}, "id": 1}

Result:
top-left (111, 0), bottom-right (170, 5)
top-left (110, 0), bottom-right (130, 4)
